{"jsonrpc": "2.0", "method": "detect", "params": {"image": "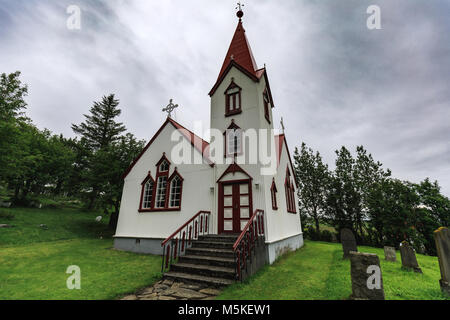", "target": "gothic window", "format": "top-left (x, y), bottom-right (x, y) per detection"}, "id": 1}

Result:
top-left (169, 172), bottom-right (183, 208)
top-left (285, 167), bottom-right (296, 213)
top-left (155, 175), bottom-right (168, 208)
top-left (271, 179), bottom-right (278, 210)
top-left (224, 121), bottom-right (242, 157)
top-left (225, 80), bottom-right (242, 116)
top-left (263, 89), bottom-right (271, 123)
top-left (139, 172), bottom-right (155, 211)
top-left (139, 154), bottom-right (183, 212)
